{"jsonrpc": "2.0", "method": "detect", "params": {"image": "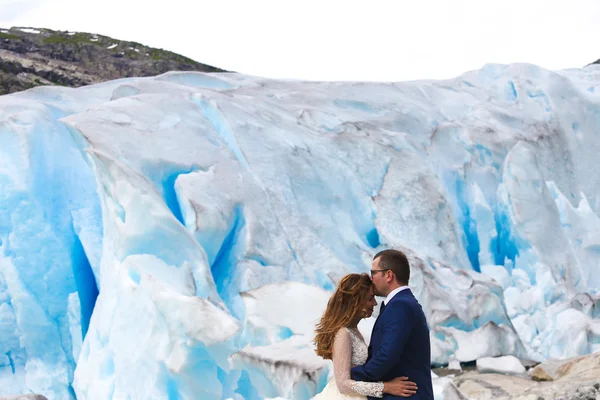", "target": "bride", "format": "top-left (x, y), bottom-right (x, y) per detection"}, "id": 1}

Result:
top-left (313, 273), bottom-right (418, 399)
